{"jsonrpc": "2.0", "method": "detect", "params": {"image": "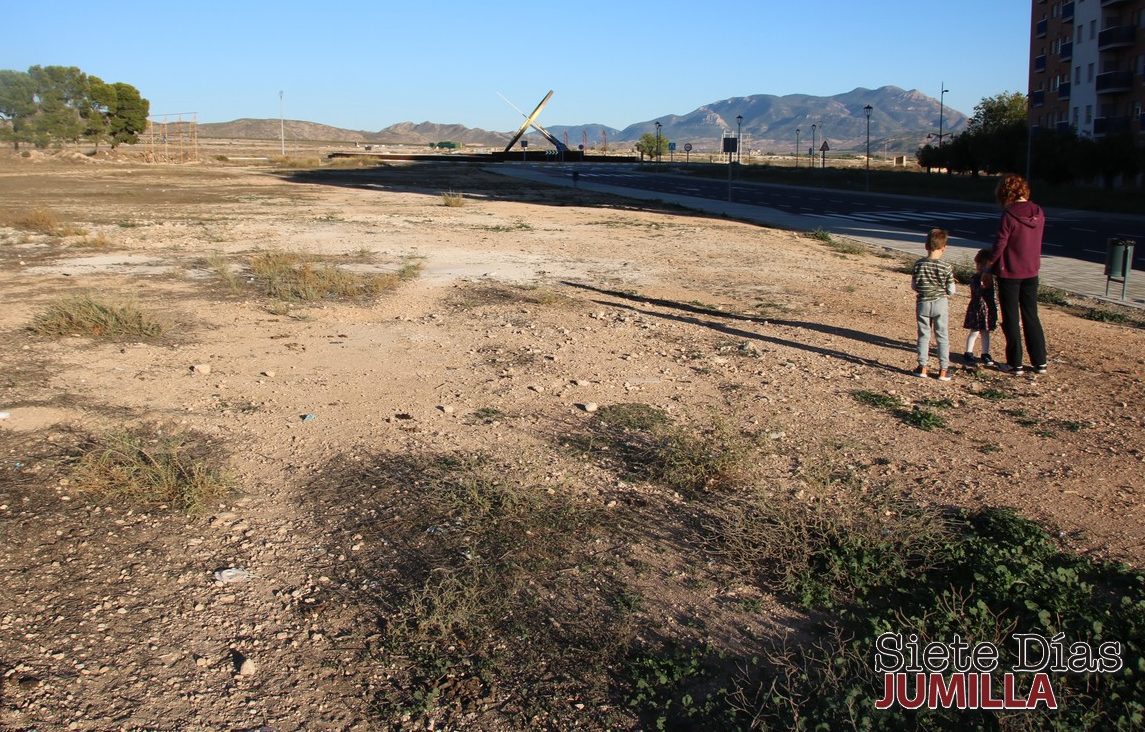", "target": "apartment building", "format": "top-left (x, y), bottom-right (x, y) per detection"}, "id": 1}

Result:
top-left (1029, 0), bottom-right (1145, 138)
